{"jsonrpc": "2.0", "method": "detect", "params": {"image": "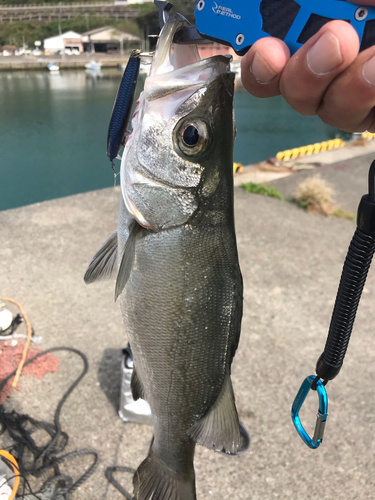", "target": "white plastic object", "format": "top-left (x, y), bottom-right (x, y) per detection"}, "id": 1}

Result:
top-left (119, 354), bottom-right (152, 425)
top-left (0, 306), bottom-right (12, 332)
